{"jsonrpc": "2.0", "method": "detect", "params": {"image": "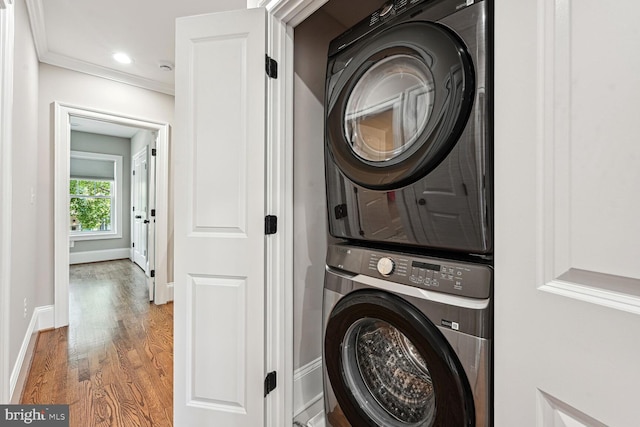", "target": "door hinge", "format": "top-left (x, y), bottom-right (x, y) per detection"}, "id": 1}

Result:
top-left (265, 215), bottom-right (277, 235)
top-left (151, 148), bottom-right (157, 156)
top-left (150, 270), bottom-right (155, 278)
top-left (151, 209), bottom-right (156, 217)
top-left (132, 242), bottom-right (135, 248)
top-left (265, 55), bottom-right (278, 79)
top-left (264, 371), bottom-right (277, 397)
top-left (133, 170), bottom-right (136, 176)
